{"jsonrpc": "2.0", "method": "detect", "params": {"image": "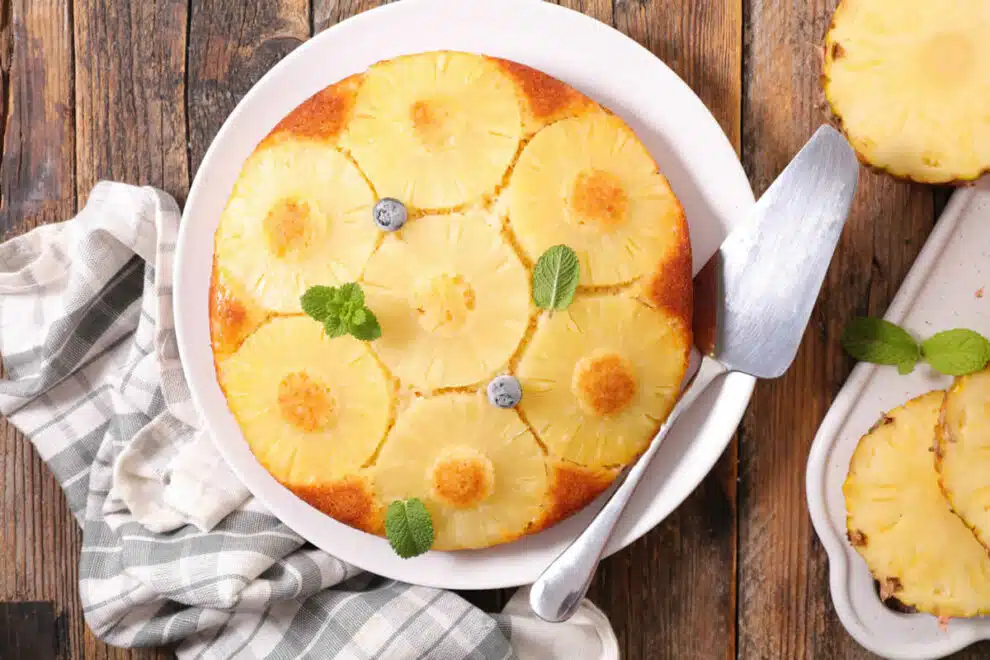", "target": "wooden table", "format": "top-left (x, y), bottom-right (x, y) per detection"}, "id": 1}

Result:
top-left (0, 1), bottom-right (983, 658)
